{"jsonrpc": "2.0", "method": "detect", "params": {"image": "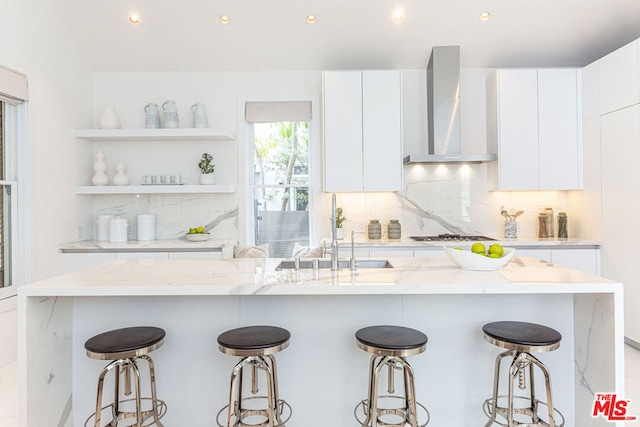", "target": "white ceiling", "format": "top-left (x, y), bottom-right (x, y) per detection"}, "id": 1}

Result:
top-left (52, 0), bottom-right (640, 72)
